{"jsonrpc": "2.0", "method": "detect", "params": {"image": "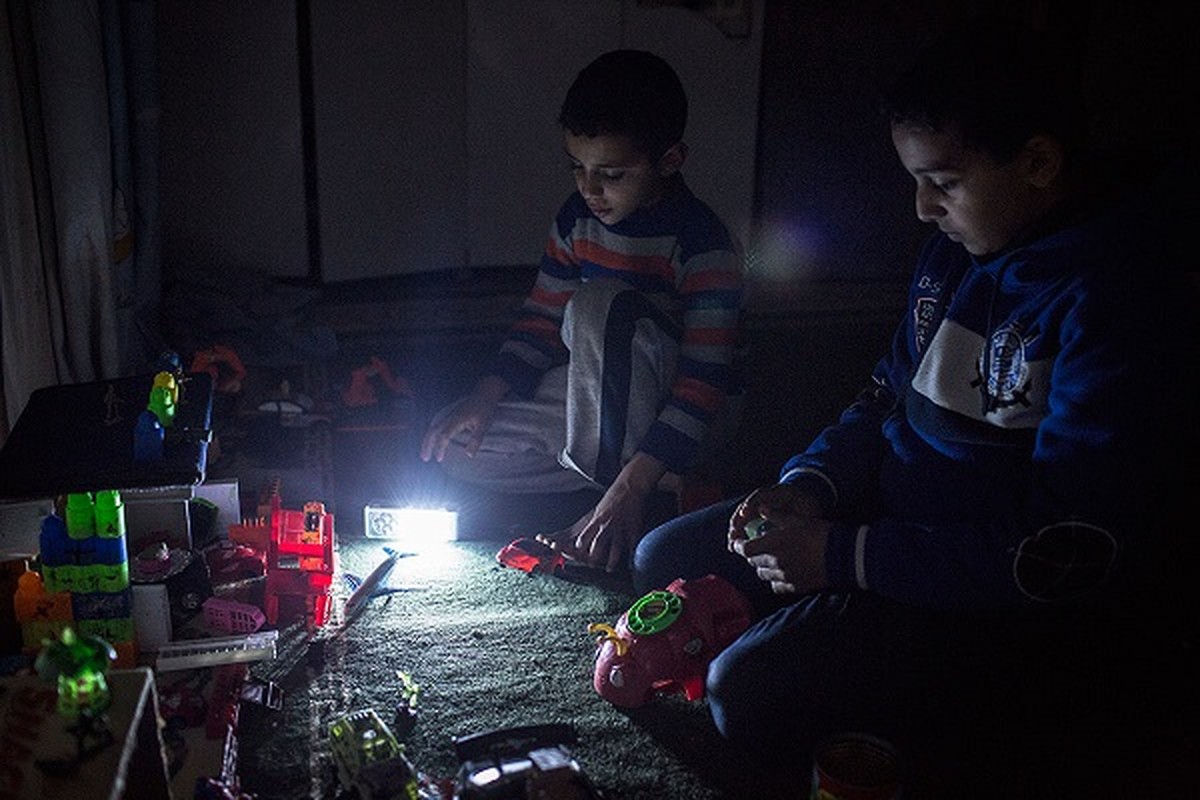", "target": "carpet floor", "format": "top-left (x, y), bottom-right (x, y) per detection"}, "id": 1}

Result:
top-left (234, 537), bottom-right (799, 800)
top-left (175, 275), bottom-right (1198, 799)
top-left (199, 342), bottom-right (808, 799)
